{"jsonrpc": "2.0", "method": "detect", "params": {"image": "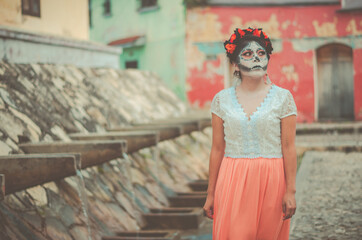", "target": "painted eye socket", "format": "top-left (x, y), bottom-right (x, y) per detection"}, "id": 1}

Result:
top-left (241, 51), bottom-right (253, 59)
top-left (257, 50), bottom-right (266, 57)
